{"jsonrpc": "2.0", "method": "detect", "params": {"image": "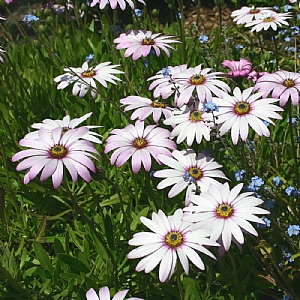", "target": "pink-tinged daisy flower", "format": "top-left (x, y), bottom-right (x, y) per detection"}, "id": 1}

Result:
top-left (54, 61), bottom-right (124, 99)
top-left (90, 0), bottom-right (145, 10)
top-left (172, 64), bottom-right (230, 107)
top-left (222, 58), bottom-right (252, 78)
top-left (253, 70), bottom-right (300, 107)
top-left (114, 30), bottom-right (180, 60)
top-left (183, 182), bottom-right (270, 253)
top-left (104, 120), bottom-right (176, 174)
top-left (147, 65), bottom-right (188, 102)
top-left (212, 87), bottom-right (283, 145)
top-left (154, 149), bottom-right (227, 205)
top-left (163, 101), bottom-right (212, 146)
top-left (245, 12), bottom-right (291, 32)
top-left (120, 96), bottom-right (173, 123)
top-left (231, 6), bottom-right (274, 25)
top-left (12, 127), bottom-right (99, 189)
top-left (247, 70), bottom-right (269, 83)
top-left (86, 286), bottom-right (143, 300)
top-left (25, 112), bottom-right (102, 144)
top-left (127, 209), bottom-right (218, 283)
